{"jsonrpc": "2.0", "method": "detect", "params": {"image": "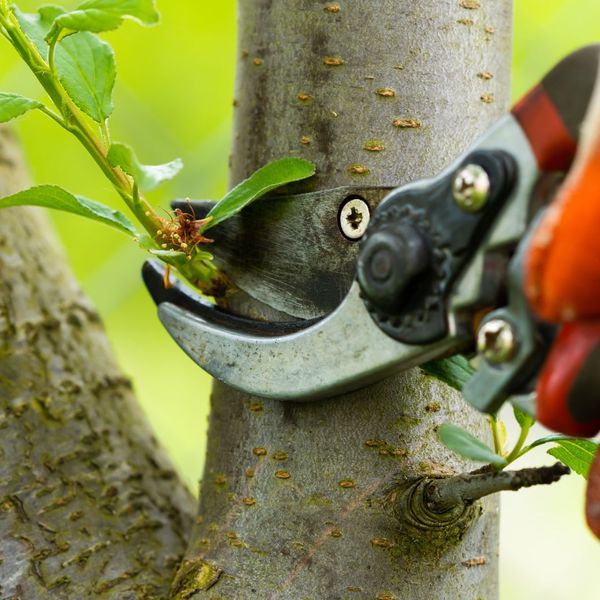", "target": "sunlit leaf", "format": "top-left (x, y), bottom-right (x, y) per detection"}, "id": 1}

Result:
top-left (108, 142), bottom-right (183, 192)
top-left (47, 0), bottom-right (159, 39)
top-left (50, 10), bottom-right (122, 37)
top-left (55, 32), bottom-right (116, 122)
top-left (438, 423), bottom-right (508, 467)
top-left (422, 355), bottom-right (475, 391)
top-left (0, 185), bottom-right (138, 236)
top-left (16, 6), bottom-right (116, 123)
top-left (547, 439), bottom-right (598, 478)
top-left (528, 434), bottom-right (580, 450)
top-left (0, 93), bottom-right (43, 123)
top-left (79, 0), bottom-right (159, 24)
top-left (205, 158), bottom-right (316, 230)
